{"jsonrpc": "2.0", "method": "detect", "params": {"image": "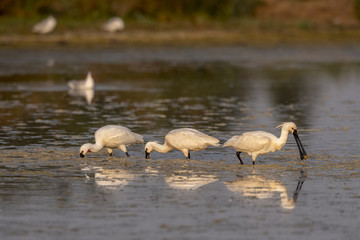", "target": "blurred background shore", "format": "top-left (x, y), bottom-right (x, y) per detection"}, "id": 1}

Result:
top-left (1, 0), bottom-right (360, 46)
